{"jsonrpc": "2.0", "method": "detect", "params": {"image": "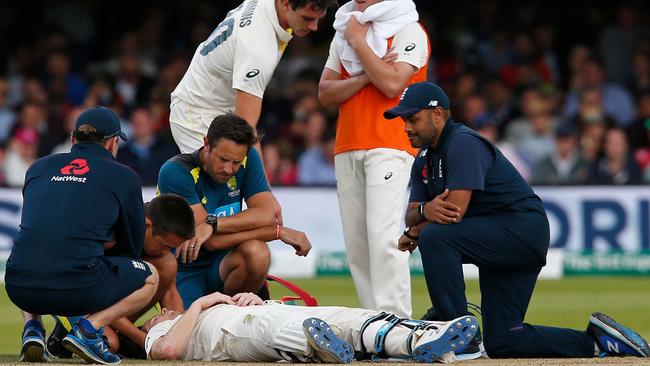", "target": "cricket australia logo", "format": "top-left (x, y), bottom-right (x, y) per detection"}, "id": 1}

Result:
top-left (227, 176), bottom-right (238, 191)
top-left (227, 176), bottom-right (240, 197)
top-left (243, 314), bottom-right (255, 324)
top-left (131, 260), bottom-right (146, 271)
